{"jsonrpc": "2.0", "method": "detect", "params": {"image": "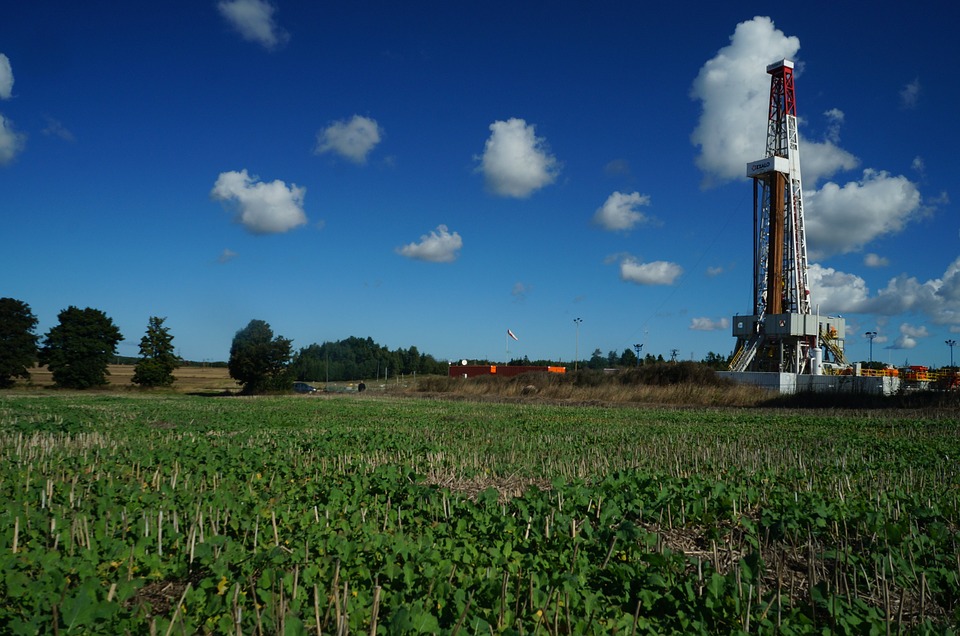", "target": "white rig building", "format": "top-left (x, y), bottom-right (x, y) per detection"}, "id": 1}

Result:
top-left (721, 60), bottom-right (899, 395)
